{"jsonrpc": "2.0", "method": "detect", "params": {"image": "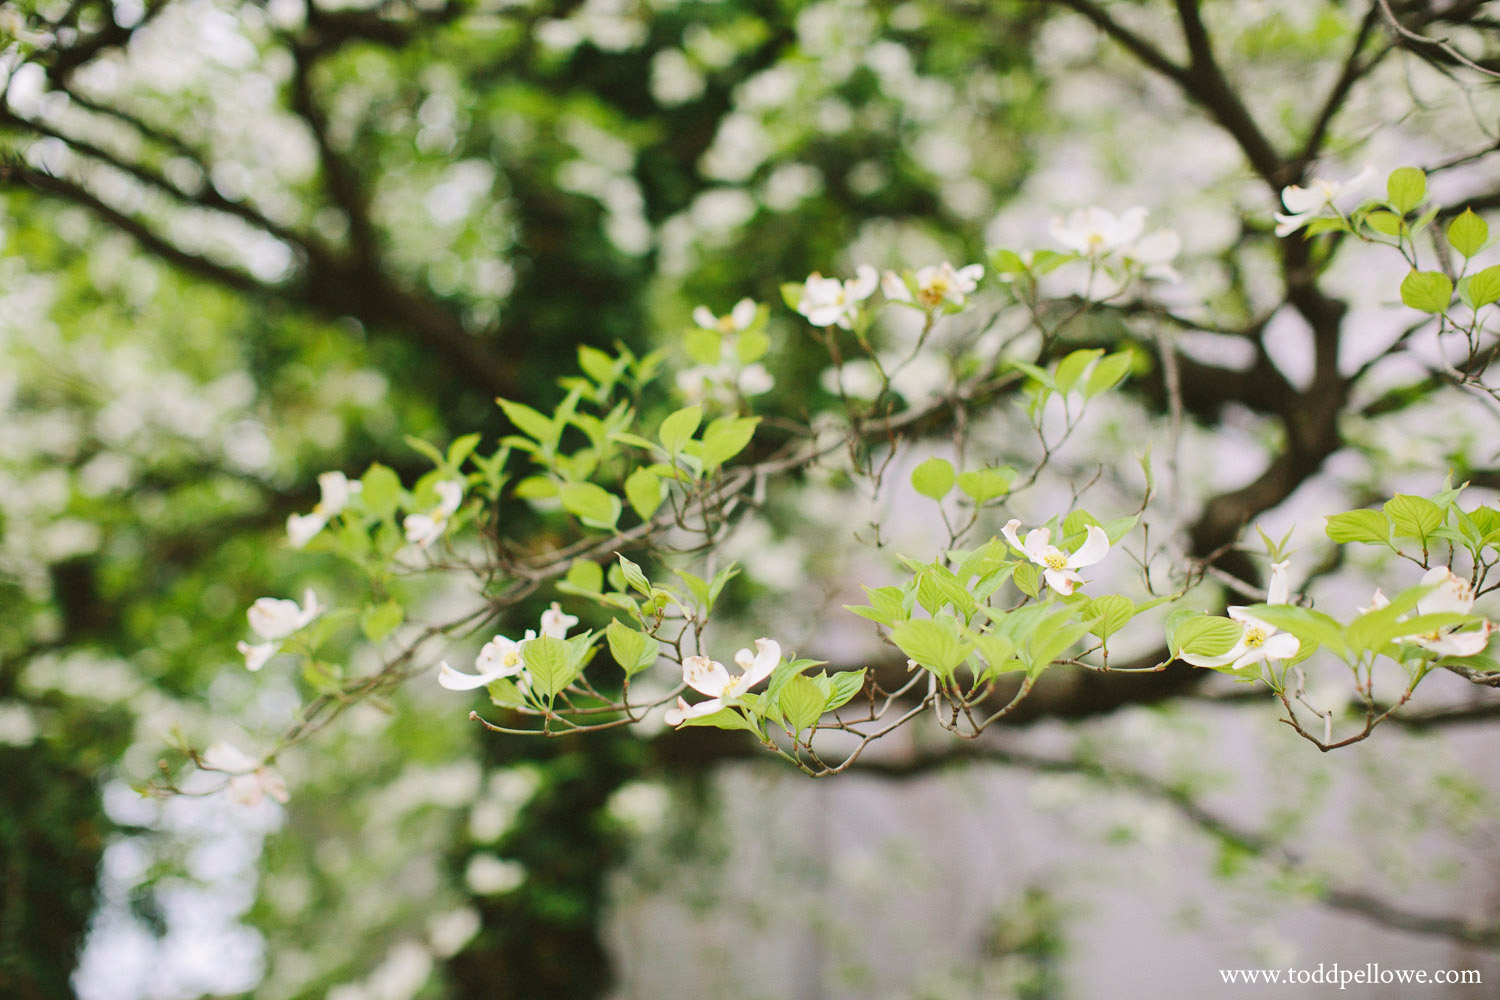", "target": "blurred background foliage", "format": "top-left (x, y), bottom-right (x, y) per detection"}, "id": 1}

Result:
top-left (1, 0), bottom-right (1499, 996)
